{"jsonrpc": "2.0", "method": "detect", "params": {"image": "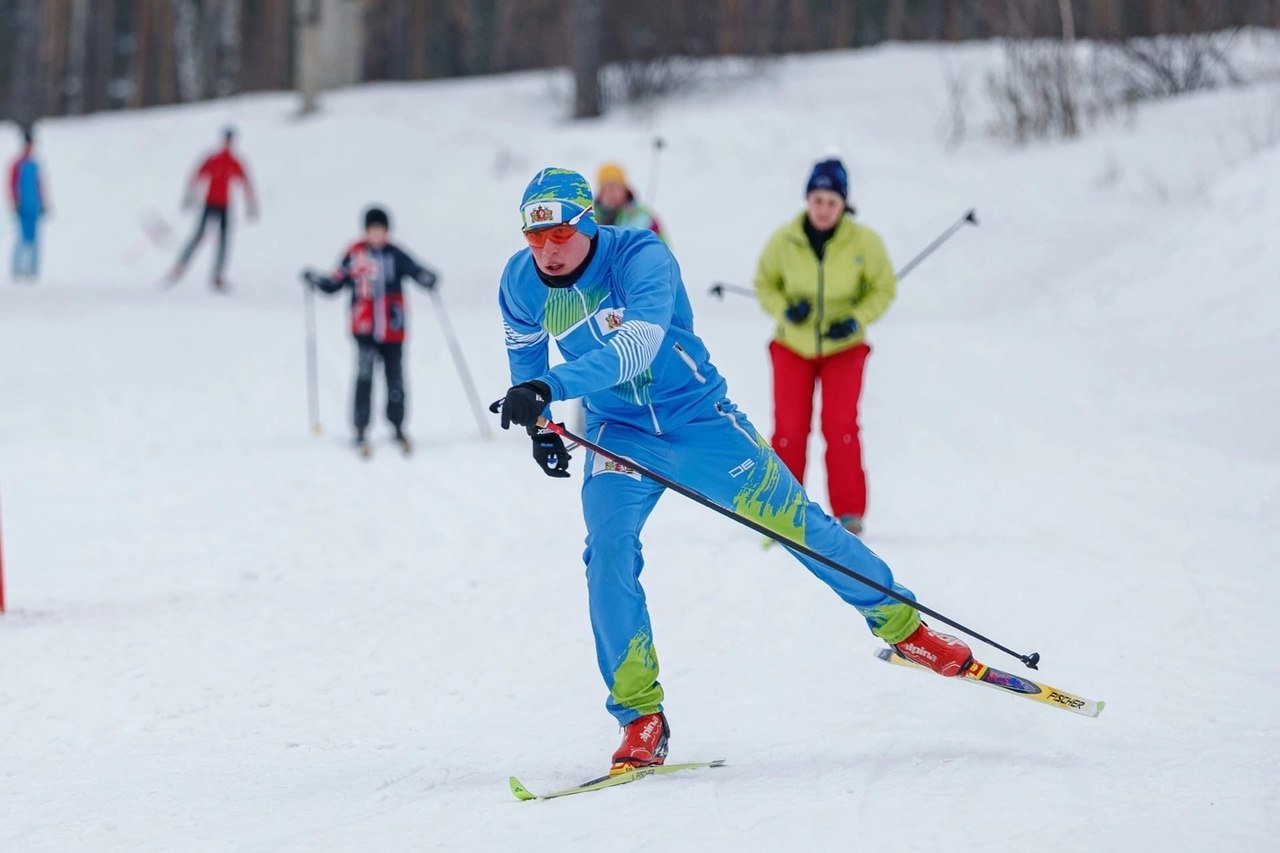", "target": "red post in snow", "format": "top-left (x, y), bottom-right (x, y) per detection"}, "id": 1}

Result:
top-left (0, 492), bottom-right (6, 613)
